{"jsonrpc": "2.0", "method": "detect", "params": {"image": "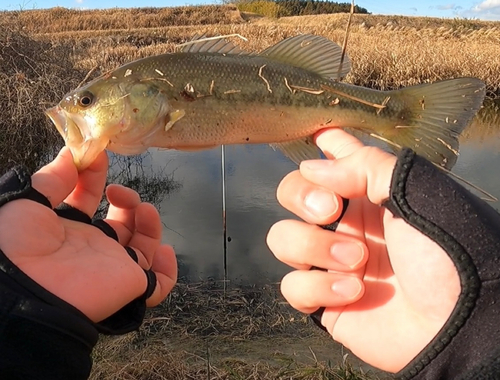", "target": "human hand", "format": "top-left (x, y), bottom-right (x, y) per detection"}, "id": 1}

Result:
top-left (0, 148), bottom-right (177, 323)
top-left (267, 129), bottom-right (461, 373)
